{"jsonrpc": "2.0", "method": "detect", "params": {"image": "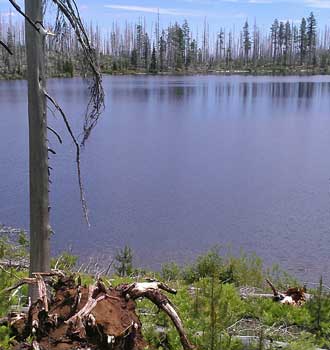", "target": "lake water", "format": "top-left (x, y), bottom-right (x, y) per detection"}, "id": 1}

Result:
top-left (1, 75), bottom-right (330, 282)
